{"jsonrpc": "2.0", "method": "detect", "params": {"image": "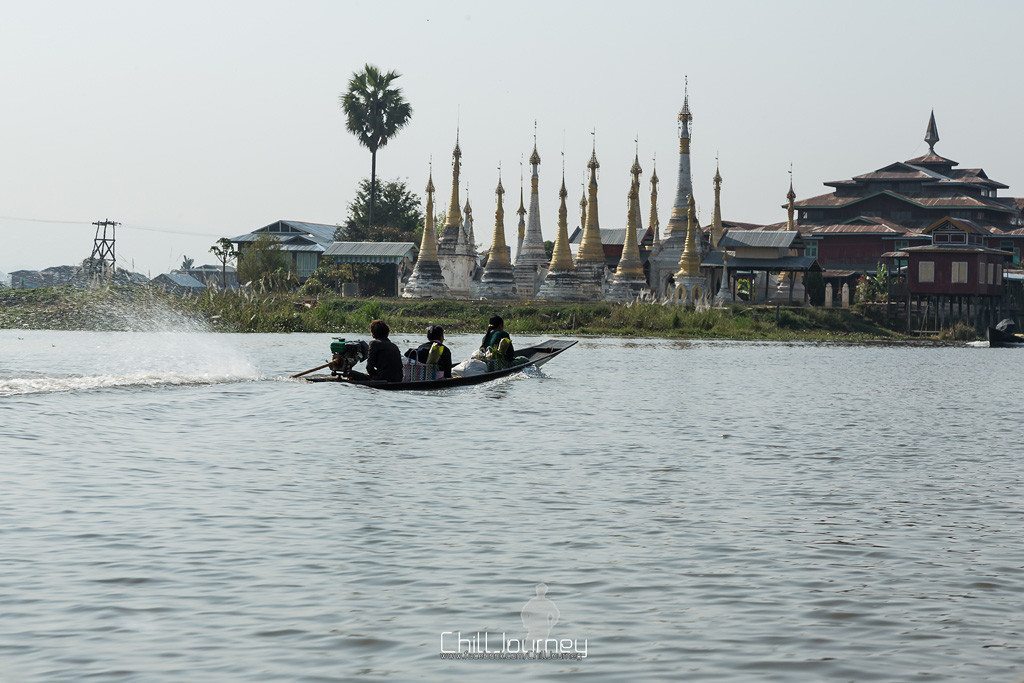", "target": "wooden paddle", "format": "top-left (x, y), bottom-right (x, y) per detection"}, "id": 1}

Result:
top-left (290, 362), bottom-right (331, 379)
